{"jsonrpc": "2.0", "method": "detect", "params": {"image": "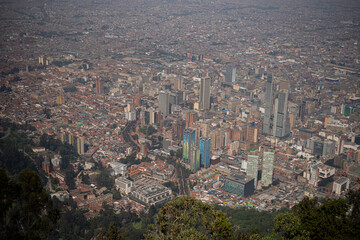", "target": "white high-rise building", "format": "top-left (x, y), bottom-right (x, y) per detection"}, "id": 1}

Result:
top-left (247, 155), bottom-right (259, 188)
top-left (262, 152), bottom-right (274, 186)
